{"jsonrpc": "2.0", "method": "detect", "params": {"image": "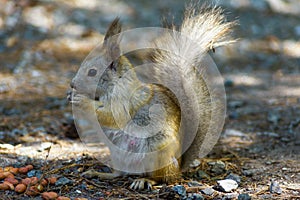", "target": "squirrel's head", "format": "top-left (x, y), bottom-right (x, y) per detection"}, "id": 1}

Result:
top-left (70, 18), bottom-right (135, 100)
